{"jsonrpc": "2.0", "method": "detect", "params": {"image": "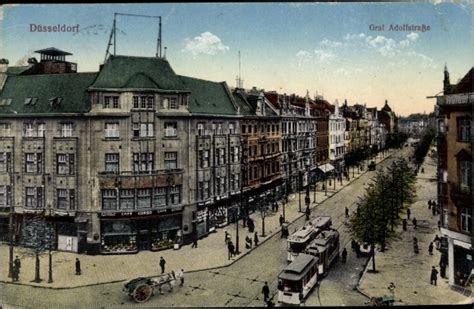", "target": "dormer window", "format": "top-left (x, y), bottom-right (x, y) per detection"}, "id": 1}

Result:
top-left (49, 97), bottom-right (62, 106)
top-left (104, 96), bottom-right (120, 109)
top-left (132, 95), bottom-right (154, 110)
top-left (161, 96), bottom-right (178, 109)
